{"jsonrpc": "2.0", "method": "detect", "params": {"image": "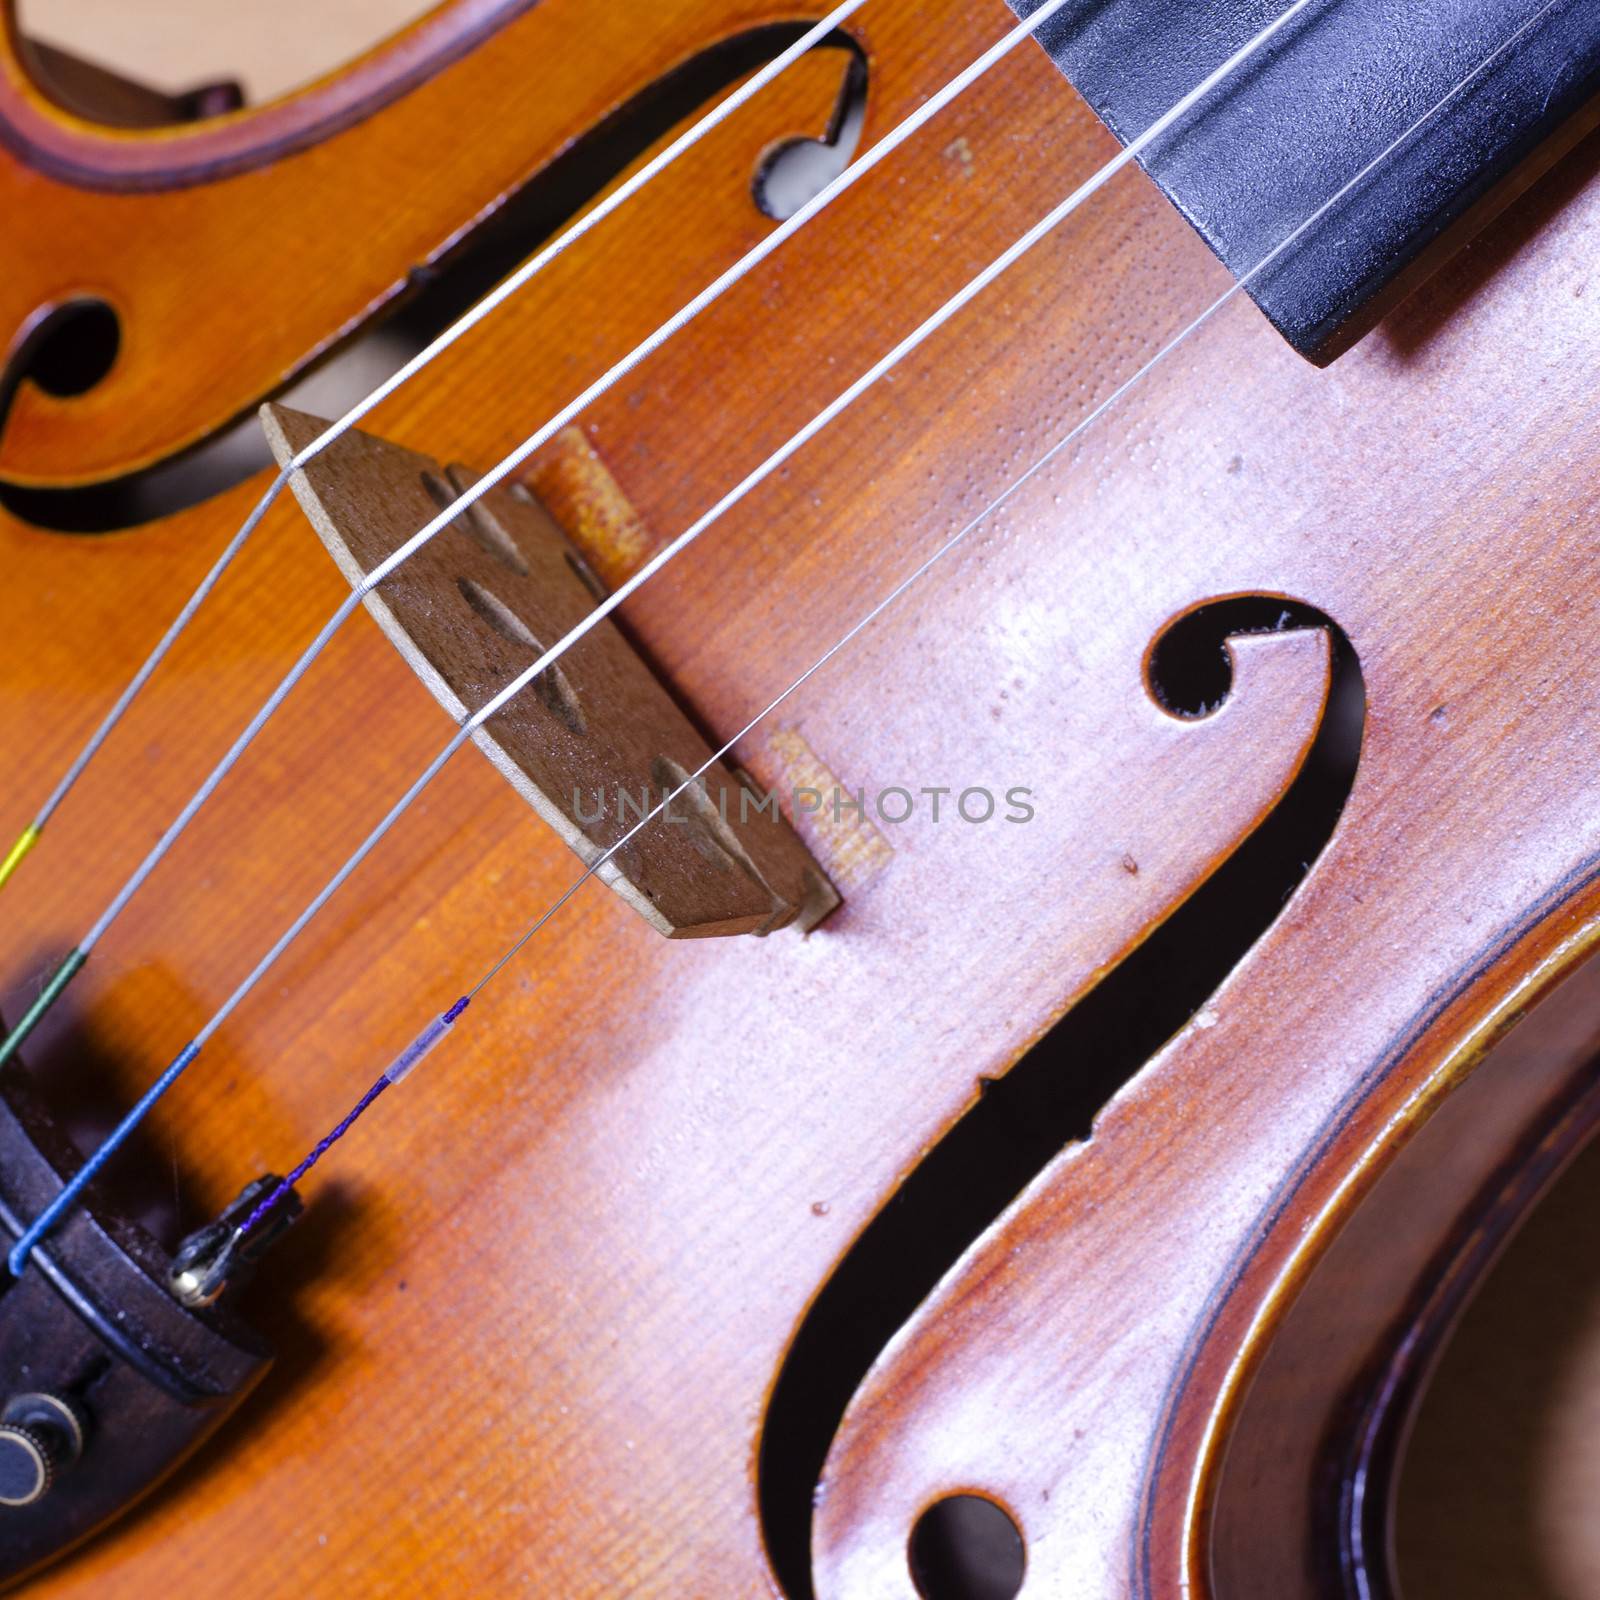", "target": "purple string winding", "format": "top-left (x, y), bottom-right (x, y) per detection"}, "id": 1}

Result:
top-left (240, 996), bottom-right (470, 1237)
